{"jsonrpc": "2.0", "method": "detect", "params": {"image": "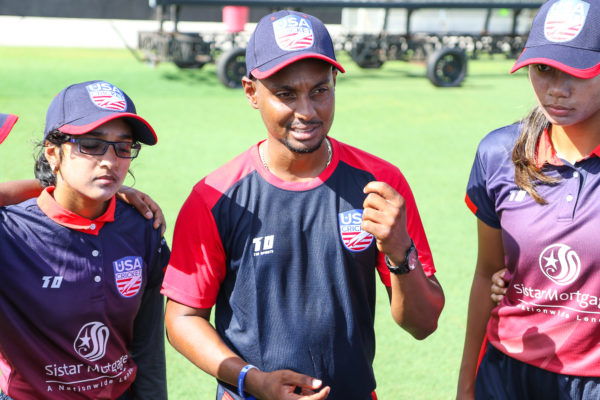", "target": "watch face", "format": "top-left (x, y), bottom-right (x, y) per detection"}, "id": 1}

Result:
top-left (408, 246), bottom-right (419, 269)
